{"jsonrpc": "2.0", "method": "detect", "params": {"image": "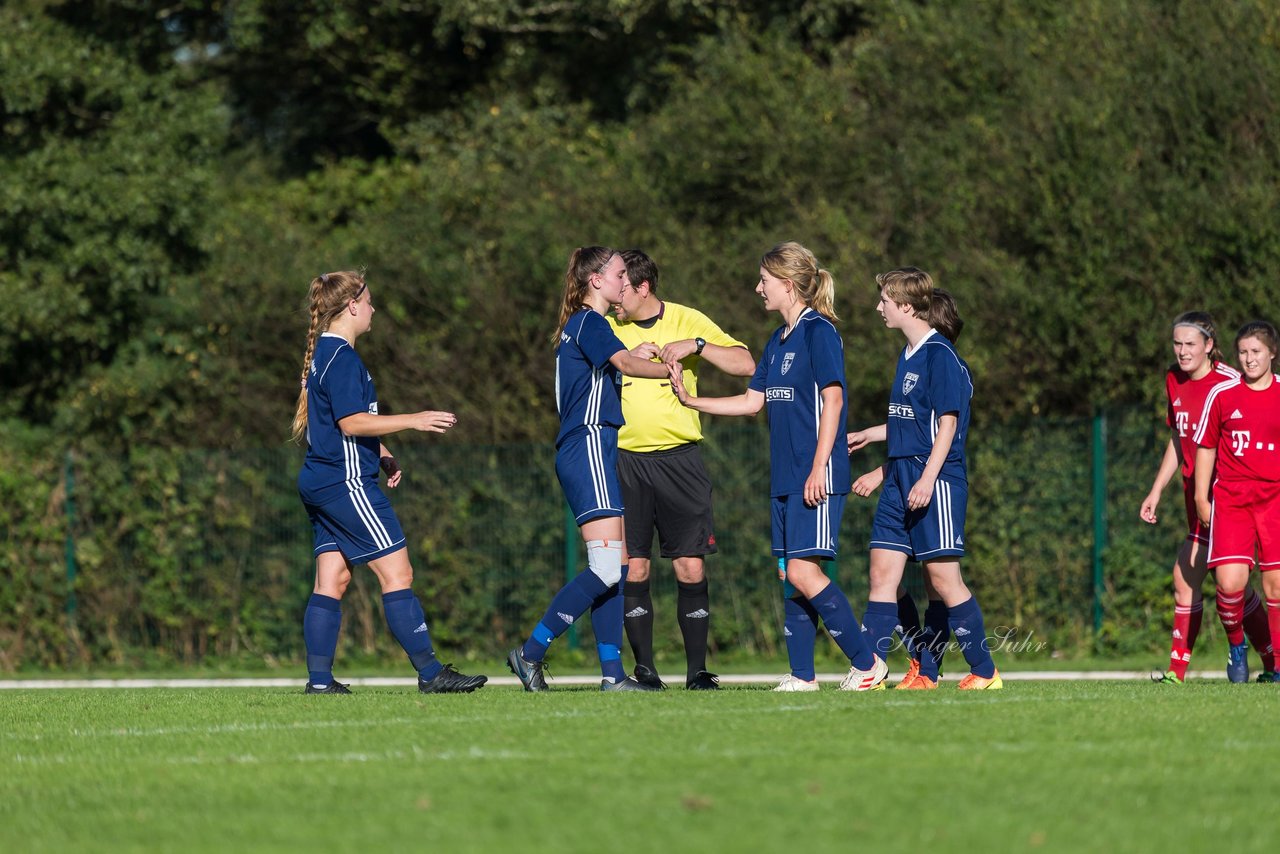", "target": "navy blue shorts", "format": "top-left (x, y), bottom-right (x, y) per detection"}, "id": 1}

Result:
top-left (556, 426), bottom-right (624, 525)
top-left (305, 480), bottom-right (406, 564)
top-left (771, 492), bottom-right (847, 560)
top-left (870, 457), bottom-right (967, 560)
